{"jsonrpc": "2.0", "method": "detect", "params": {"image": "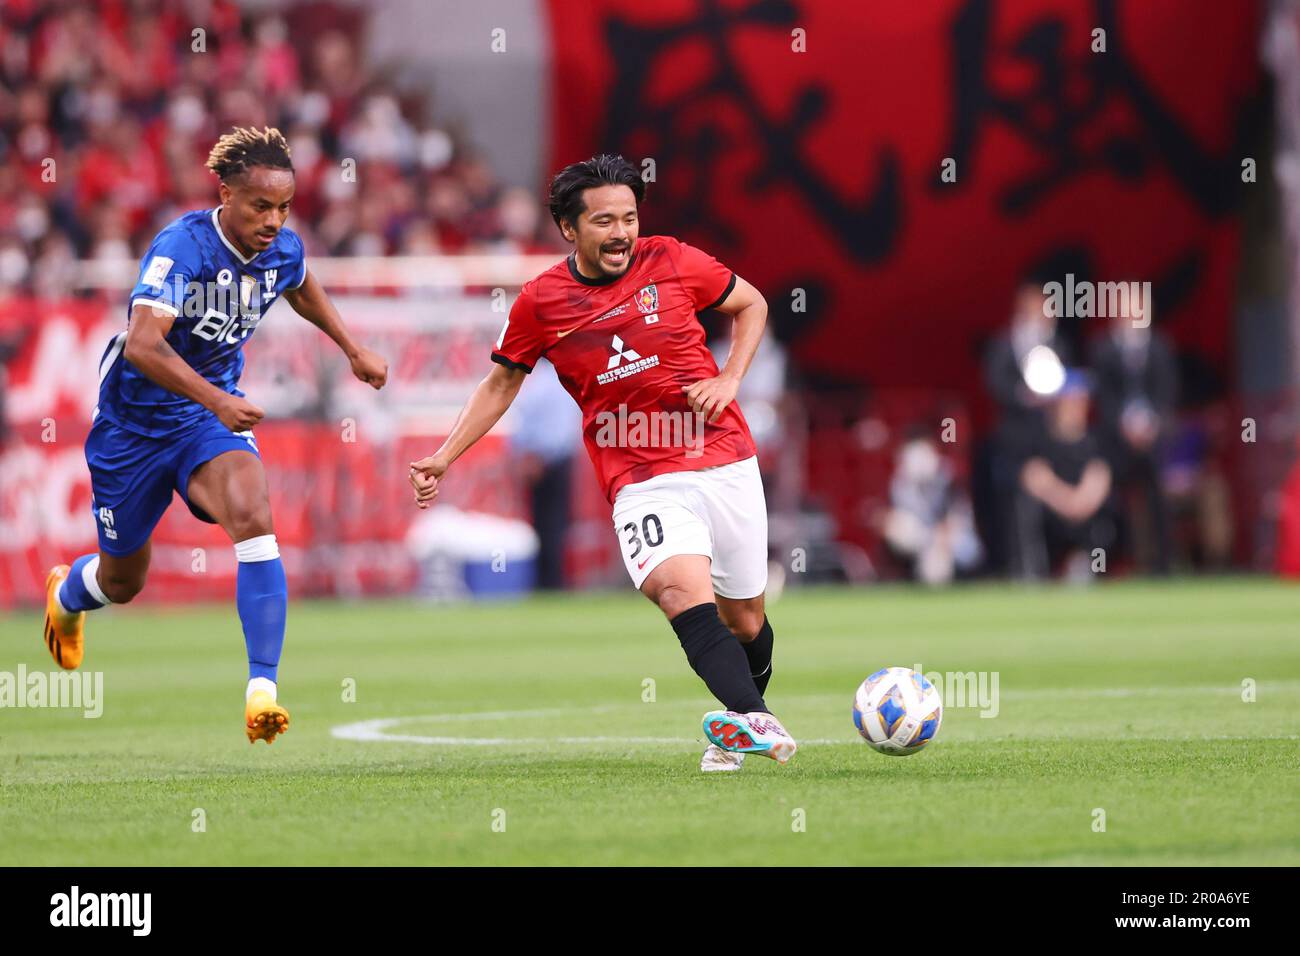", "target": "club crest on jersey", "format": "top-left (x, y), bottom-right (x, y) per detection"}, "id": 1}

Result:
top-left (636, 284), bottom-right (659, 314)
top-left (238, 275), bottom-right (264, 327)
top-left (239, 275), bottom-right (257, 309)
